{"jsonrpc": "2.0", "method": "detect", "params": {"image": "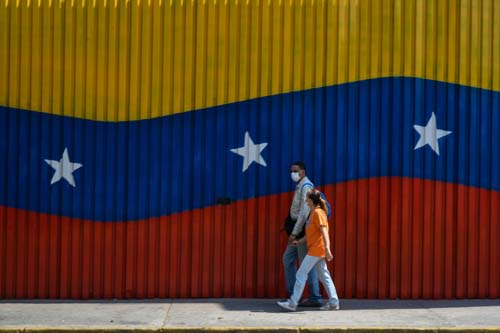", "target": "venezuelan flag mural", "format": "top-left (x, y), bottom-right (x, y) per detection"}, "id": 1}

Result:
top-left (0, 0), bottom-right (499, 299)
